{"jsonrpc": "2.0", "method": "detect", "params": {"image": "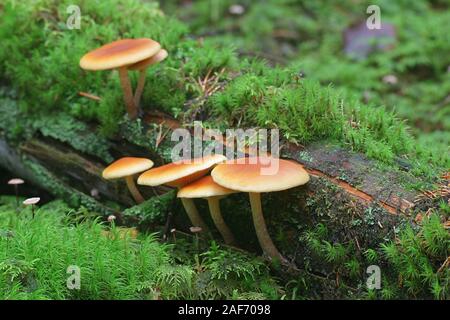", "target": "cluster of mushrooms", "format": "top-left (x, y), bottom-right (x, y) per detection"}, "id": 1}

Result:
top-left (80, 38), bottom-right (168, 119)
top-left (80, 38), bottom-right (311, 262)
top-left (103, 155), bottom-right (310, 263)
